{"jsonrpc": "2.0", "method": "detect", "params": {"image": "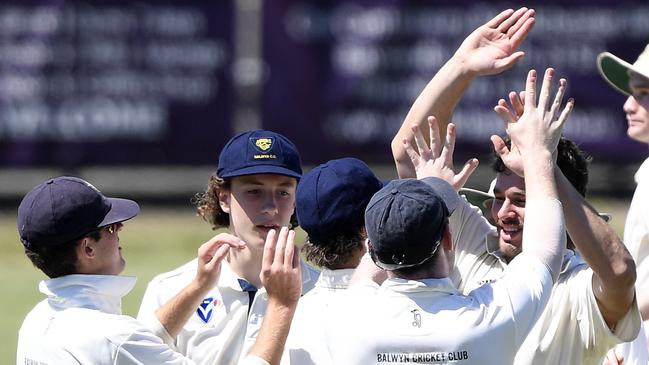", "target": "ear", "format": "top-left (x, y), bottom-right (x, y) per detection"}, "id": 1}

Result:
top-left (441, 226), bottom-right (452, 252)
top-left (218, 189), bottom-right (231, 214)
top-left (76, 237), bottom-right (96, 260)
